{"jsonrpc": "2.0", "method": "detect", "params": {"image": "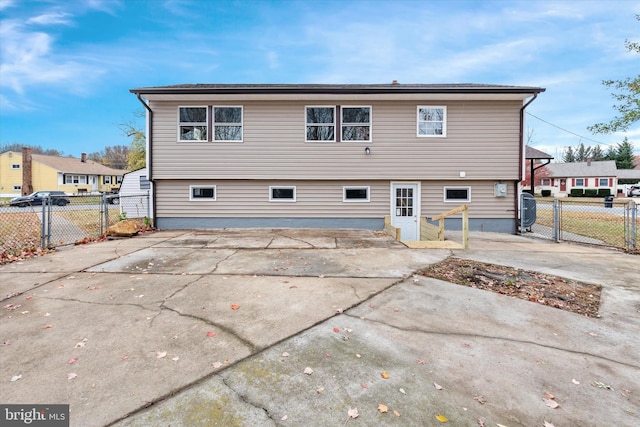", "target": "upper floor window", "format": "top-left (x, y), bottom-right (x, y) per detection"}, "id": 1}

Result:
top-left (179, 107), bottom-right (208, 141)
top-left (11, 164), bottom-right (20, 169)
top-left (214, 107), bottom-right (243, 141)
top-left (417, 106), bottom-right (446, 137)
top-left (342, 107), bottom-right (371, 141)
top-left (306, 107), bottom-right (335, 141)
